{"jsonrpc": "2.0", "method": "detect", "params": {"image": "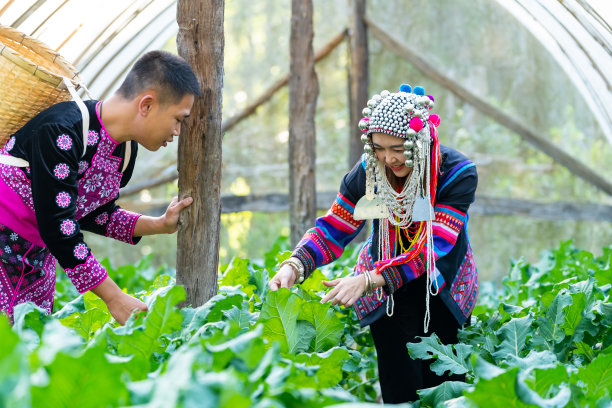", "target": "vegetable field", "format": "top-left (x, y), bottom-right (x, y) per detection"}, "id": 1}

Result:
top-left (1, 240), bottom-right (611, 407)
